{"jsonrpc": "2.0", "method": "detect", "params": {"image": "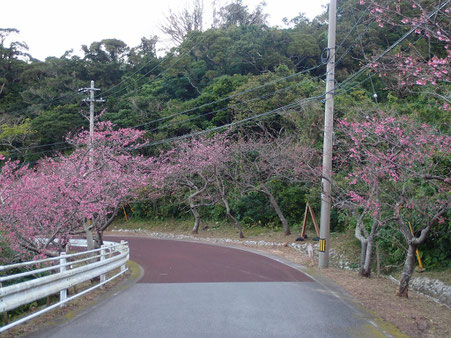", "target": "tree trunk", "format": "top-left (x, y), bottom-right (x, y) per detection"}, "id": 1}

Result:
top-left (360, 241), bottom-right (367, 272)
top-left (83, 221), bottom-right (95, 250)
top-left (222, 196), bottom-right (244, 238)
top-left (397, 244), bottom-right (417, 298)
top-left (261, 183), bottom-right (290, 235)
top-left (354, 210), bottom-right (378, 278)
top-left (95, 229), bottom-right (104, 248)
top-left (191, 206), bottom-right (201, 234)
top-left (360, 237), bottom-right (374, 277)
top-left (214, 168), bottom-right (244, 238)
